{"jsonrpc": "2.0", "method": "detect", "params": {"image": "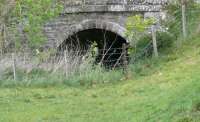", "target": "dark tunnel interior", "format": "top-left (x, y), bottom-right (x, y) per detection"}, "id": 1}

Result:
top-left (59, 29), bottom-right (128, 68)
